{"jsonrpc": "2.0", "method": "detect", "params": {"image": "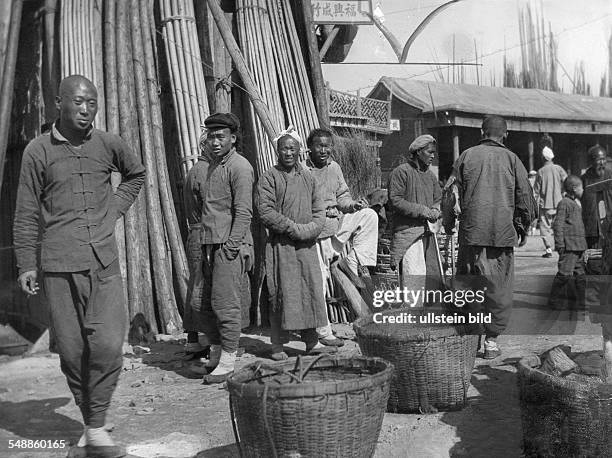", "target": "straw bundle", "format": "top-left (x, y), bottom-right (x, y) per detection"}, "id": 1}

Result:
top-left (236, 0), bottom-right (319, 174)
top-left (159, 0), bottom-right (210, 178)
